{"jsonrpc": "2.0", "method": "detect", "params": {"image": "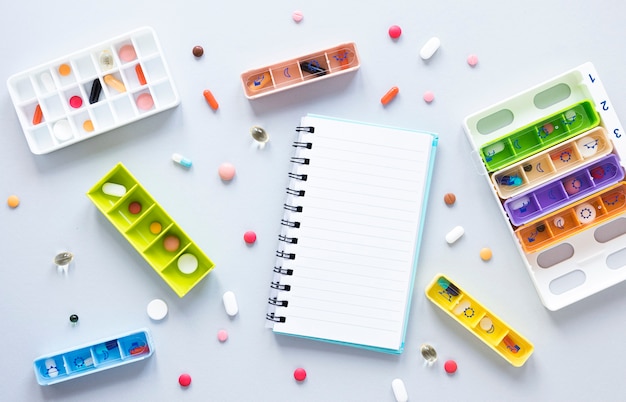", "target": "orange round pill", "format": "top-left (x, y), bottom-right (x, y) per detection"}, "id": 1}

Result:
top-left (59, 63), bottom-right (71, 76)
top-left (444, 193), bottom-right (456, 206)
top-left (480, 247), bottom-right (493, 261)
top-left (150, 221), bottom-right (162, 234)
top-left (83, 119), bottom-right (94, 132)
top-left (164, 235), bottom-right (180, 252)
top-left (7, 195), bottom-right (19, 208)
